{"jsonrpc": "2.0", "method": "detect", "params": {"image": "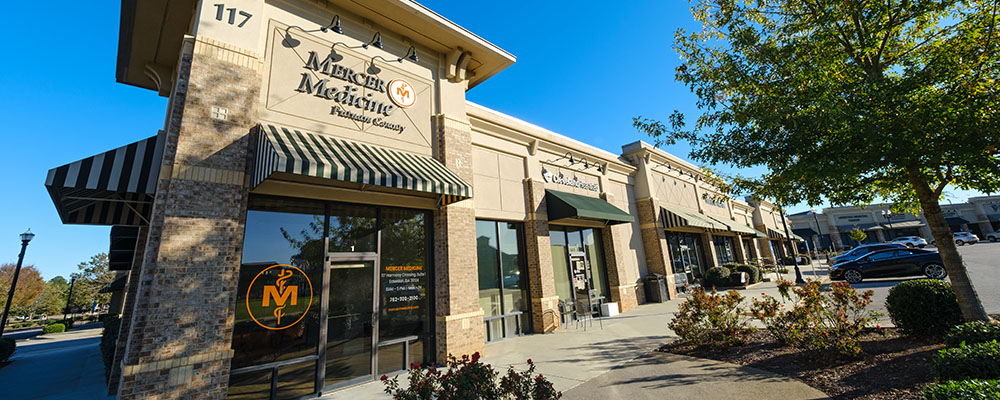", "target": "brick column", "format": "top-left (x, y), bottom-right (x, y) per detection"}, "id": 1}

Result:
top-left (116, 38), bottom-right (261, 399)
top-left (732, 236), bottom-right (746, 264)
top-left (108, 226), bottom-right (148, 395)
top-left (601, 224), bottom-right (637, 313)
top-left (702, 232), bottom-right (719, 269)
top-left (432, 116), bottom-right (484, 361)
top-left (635, 197), bottom-right (677, 299)
top-left (523, 179), bottom-right (561, 333)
